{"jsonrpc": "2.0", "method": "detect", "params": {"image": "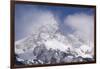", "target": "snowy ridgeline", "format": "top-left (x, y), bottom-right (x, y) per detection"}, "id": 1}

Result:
top-left (15, 31), bottom-right (94, 65)
top-left (15, 45), bottom-right (94, 65)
